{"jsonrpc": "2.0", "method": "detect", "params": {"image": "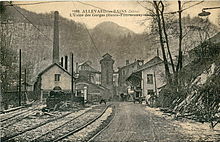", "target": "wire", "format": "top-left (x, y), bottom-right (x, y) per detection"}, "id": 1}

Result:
top-left (72, 1), bottom-right (101, 57)
top-left (181, 1), bottom-right (204, 13)
top-left (137, 1), bottom-right (204, 15)
top-left (4, 1), bottom-right (69, 6)
top-left (11, 5), bottom-right (53, 43)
